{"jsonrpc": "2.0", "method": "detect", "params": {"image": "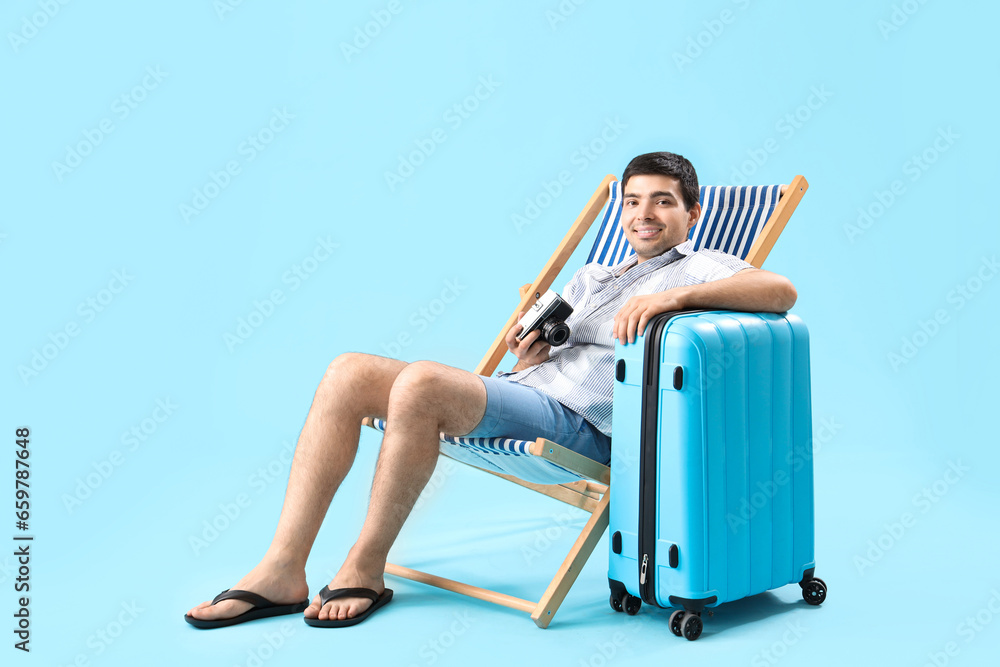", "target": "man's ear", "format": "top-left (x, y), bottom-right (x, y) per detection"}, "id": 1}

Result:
top-left (686, 202), bottom-right (702, 230)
